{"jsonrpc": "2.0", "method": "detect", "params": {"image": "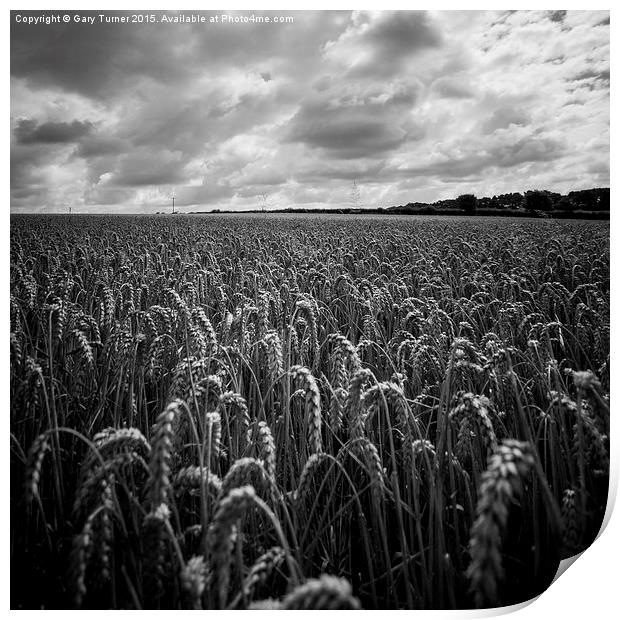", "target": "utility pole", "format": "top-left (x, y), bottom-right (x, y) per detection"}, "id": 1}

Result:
top-left (351, 180), bottom-right (360, 210)
top-left (172, 195), bottom-right (176, 214)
